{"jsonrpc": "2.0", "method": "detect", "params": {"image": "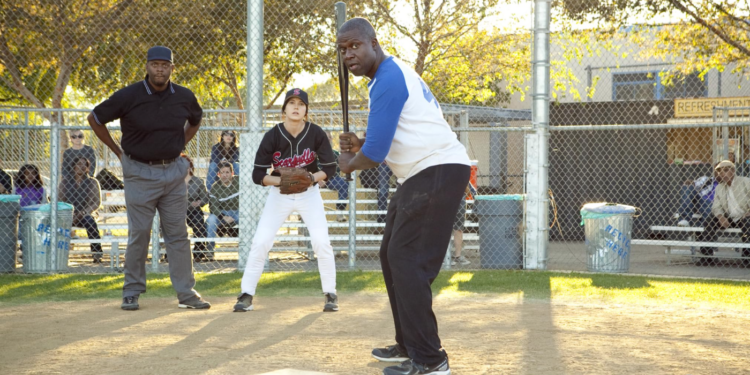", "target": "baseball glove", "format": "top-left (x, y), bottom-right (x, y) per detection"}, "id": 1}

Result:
top-left (278, 167), bottom-right (313, 194)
